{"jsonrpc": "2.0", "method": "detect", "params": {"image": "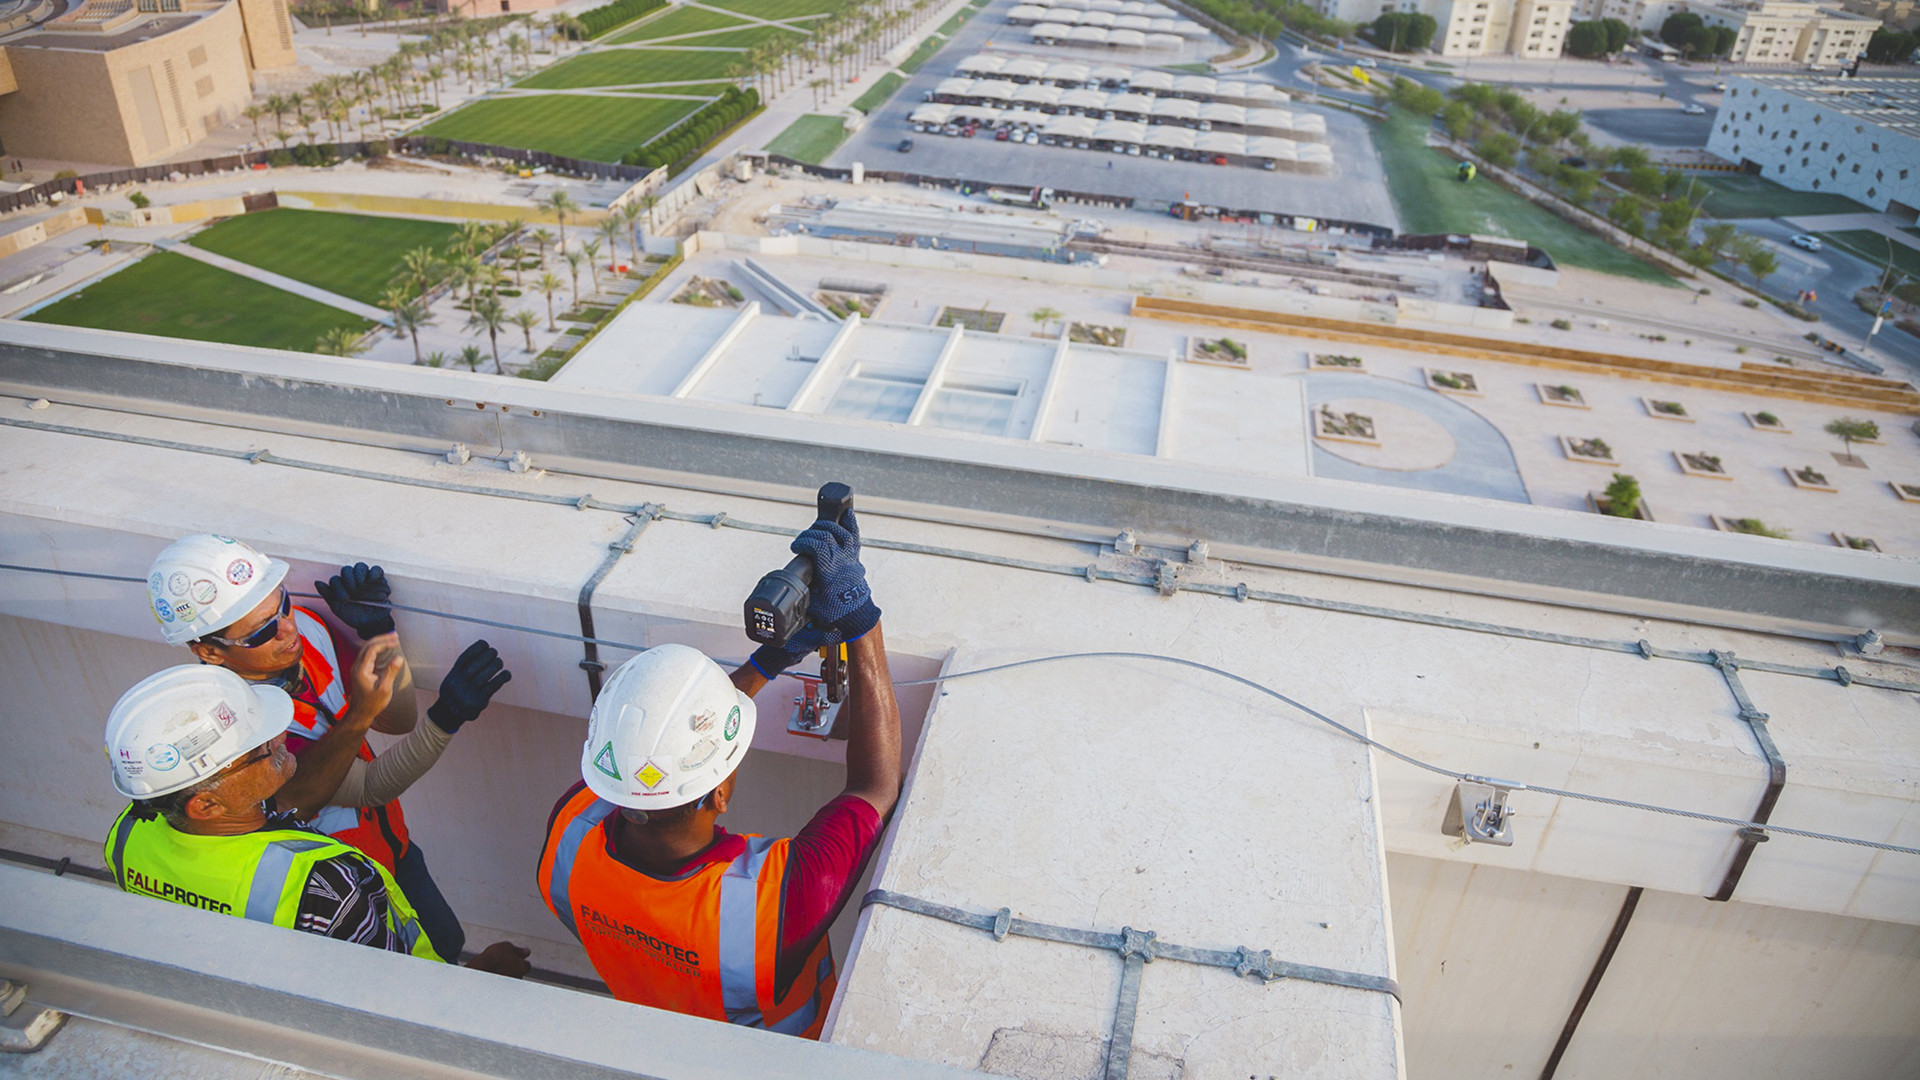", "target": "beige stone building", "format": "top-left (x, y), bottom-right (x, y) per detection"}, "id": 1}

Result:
top-left (0, 0), bottom-right (294, 167)
top-left (1689, 0), bottom-right (1880, 64)
top-left (1829, 0), bottom-right (1917, 31)
top-left (1319, 0), bottom-right (1577, 55)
